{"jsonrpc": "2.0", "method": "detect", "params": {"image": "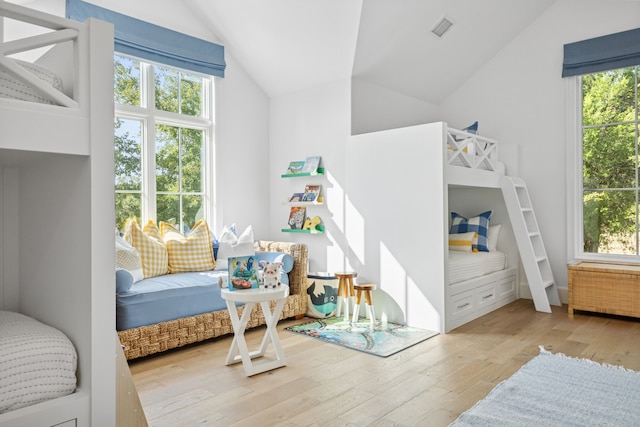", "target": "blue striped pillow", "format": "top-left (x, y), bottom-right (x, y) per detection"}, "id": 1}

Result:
top-left (450, 211), bottom-right (492, 252)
